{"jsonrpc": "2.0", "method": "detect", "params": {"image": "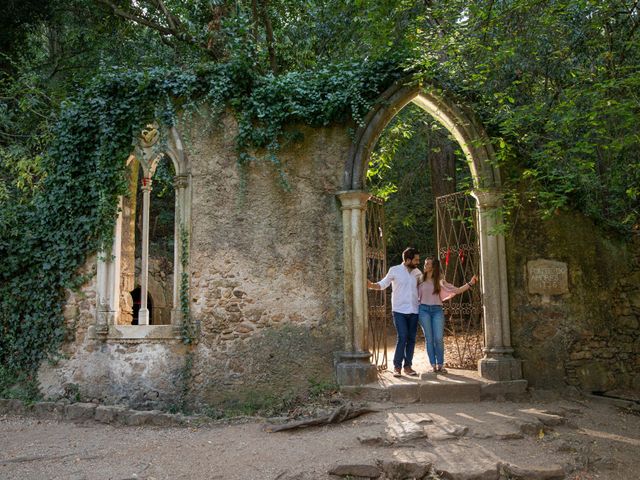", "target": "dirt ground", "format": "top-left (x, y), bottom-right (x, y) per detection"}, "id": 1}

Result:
top-left (1, 393), bottom-right (639, 480)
